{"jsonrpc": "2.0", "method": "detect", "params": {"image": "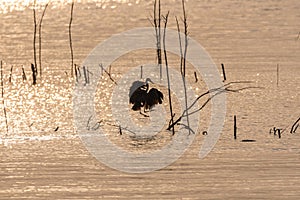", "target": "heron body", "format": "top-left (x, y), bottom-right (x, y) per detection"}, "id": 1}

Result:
top-left (129, 78), bottom-right (163, 115)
